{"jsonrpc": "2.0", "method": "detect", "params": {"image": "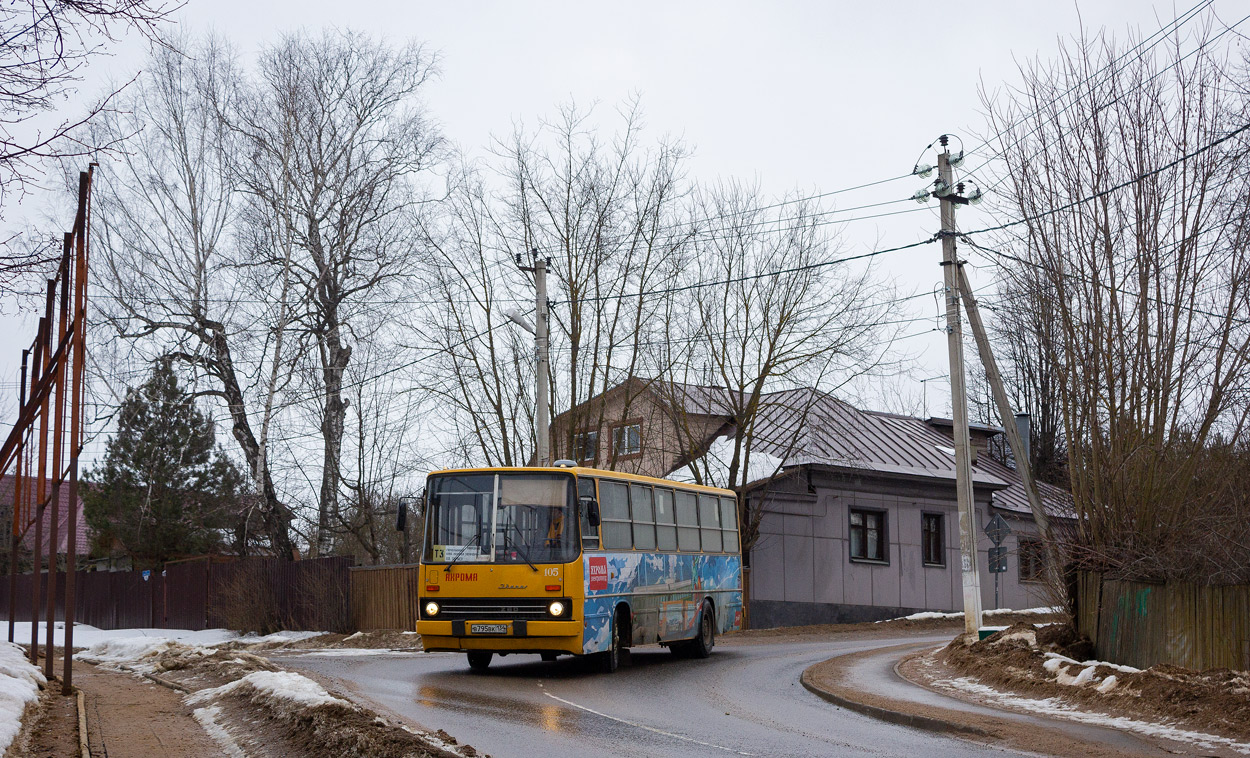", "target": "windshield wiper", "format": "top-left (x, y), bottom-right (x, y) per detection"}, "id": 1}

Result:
top-left (443, 531), bottom-right (482, 573)
top-left (502, 521), bottom-right (538, 572)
